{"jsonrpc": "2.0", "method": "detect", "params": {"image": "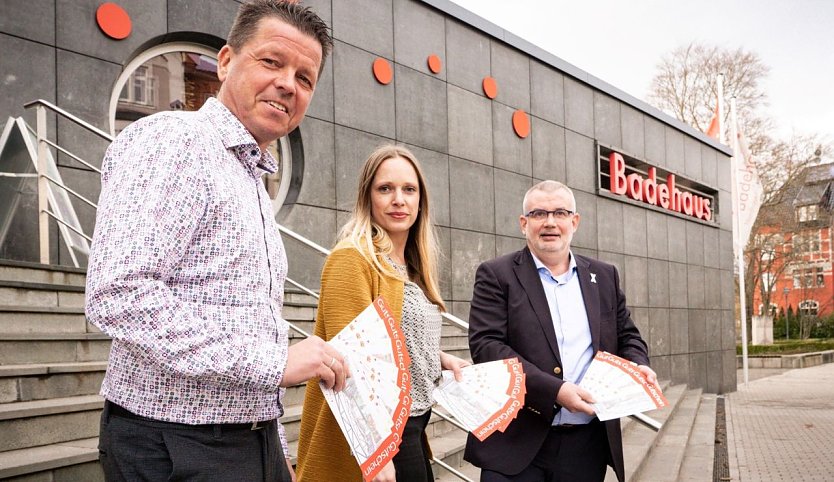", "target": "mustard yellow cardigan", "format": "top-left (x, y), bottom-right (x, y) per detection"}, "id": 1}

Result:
top-left (295, 241), bottom-right (405, 482)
